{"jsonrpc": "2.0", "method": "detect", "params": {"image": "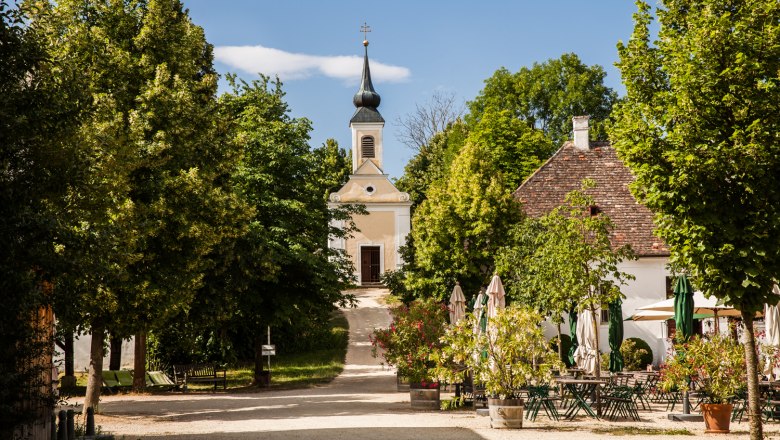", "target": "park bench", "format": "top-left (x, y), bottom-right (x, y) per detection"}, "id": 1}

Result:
top-left (173, 364), bottom-right (227, 391)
